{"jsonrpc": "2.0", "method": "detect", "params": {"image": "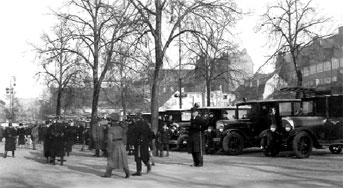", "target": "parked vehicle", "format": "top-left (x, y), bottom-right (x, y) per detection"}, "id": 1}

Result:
top-left (163, 109), bottom-right (192, 151)
top-left (217, 99), bottom-right (301, 155)
top-left (264, 93), bottom-right (343, 158)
